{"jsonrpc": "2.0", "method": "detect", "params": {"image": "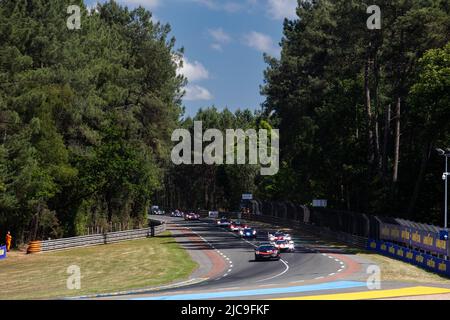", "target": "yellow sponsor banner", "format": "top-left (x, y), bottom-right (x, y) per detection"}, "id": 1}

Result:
top-left (423, 234), bottom-right (434, 247)
top-left (427, 259), bottom-right (436, 269)
top-left (412, 231), bottom-right (421, 243)
top-left (381, 227), bottom-right (390, 237)
top-left (436, 239), bottom-right (447, 251)
top-left (416, 255), bottom-right (424, 264)
top-left (401, 229), bottom-right (410, 241)
top-left (391, 229), bottom-right (400, 238)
